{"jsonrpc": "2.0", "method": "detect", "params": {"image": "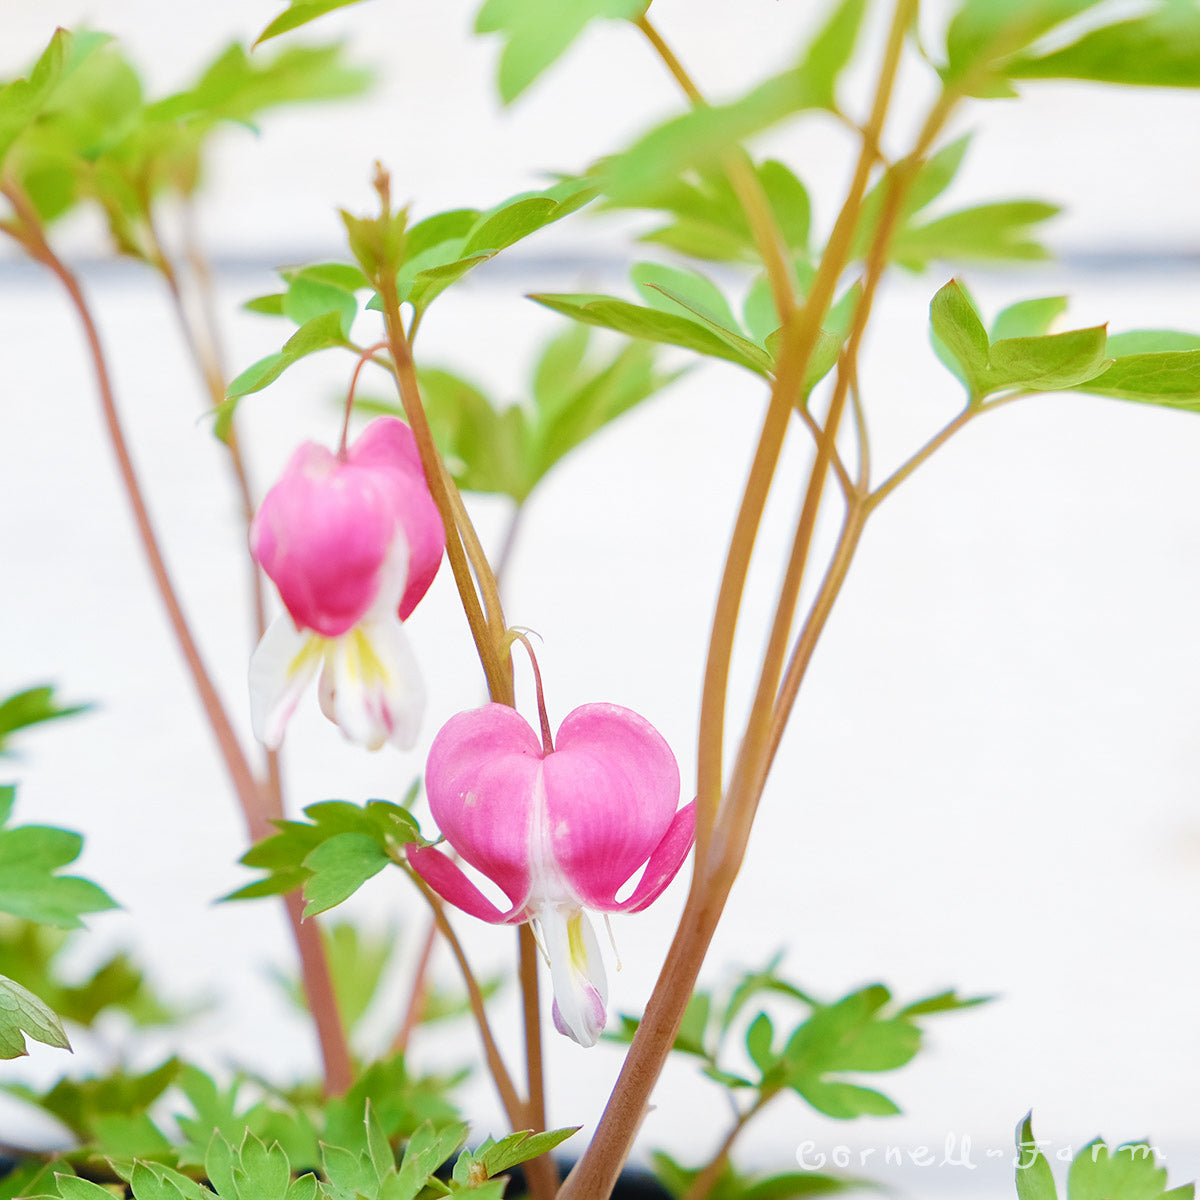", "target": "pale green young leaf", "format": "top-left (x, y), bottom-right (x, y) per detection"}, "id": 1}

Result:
top-left (0, 974), bottom-right (70, 1058)
top-left (603, 0), bottom-right (867, 207)
top-left (1010, 6), bottom-right (1200, 88)
top-left (892, 200), bottom-right (1059, 270)
top-left (1068, 350), bottom-right (1200, 410)
top-left (632, 262), bottom-right (742, 333)
top-left (1016, 1114), bottom-right (1059, 1200)
top-left (256, 0), bottom-right (373, 46)
top-left (475, 0), bottom-right (647, 102)
top-left (281, 274), bottom-right (358, 335)
top-left (235, 1131), bottom-right (292, 1200)
top-left (0, 28), bottom-right (72, 166)
top-left (531, 293), bottom-right (771, 375)
top-left (930, 279), bottom-right (990, 396)
top-left (943, 0), bottom-right (1104, 91)
top-left (991, 296), bottom-right (1068, 341)
top-left (1106, 330), bottom-right (1200, 355)
top-left (895, 988), bottom-right (993, 1018)
top-left (223, 310), bottom-right (350, 401)
top-left (987, 325), bottom-right (1109, 392)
